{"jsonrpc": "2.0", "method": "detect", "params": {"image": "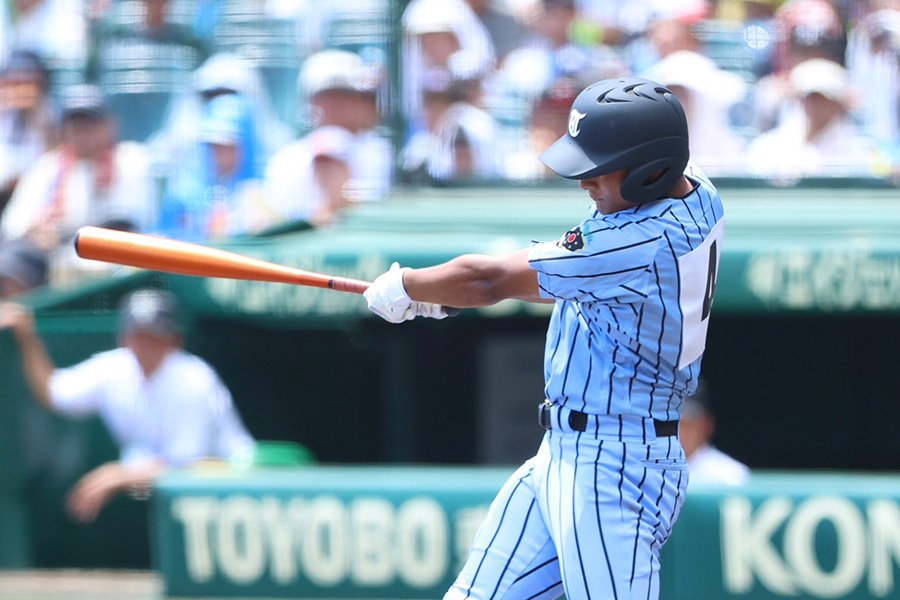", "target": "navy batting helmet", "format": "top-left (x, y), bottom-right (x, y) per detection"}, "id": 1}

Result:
top-left (538, 77), bottom-right (689, 204)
